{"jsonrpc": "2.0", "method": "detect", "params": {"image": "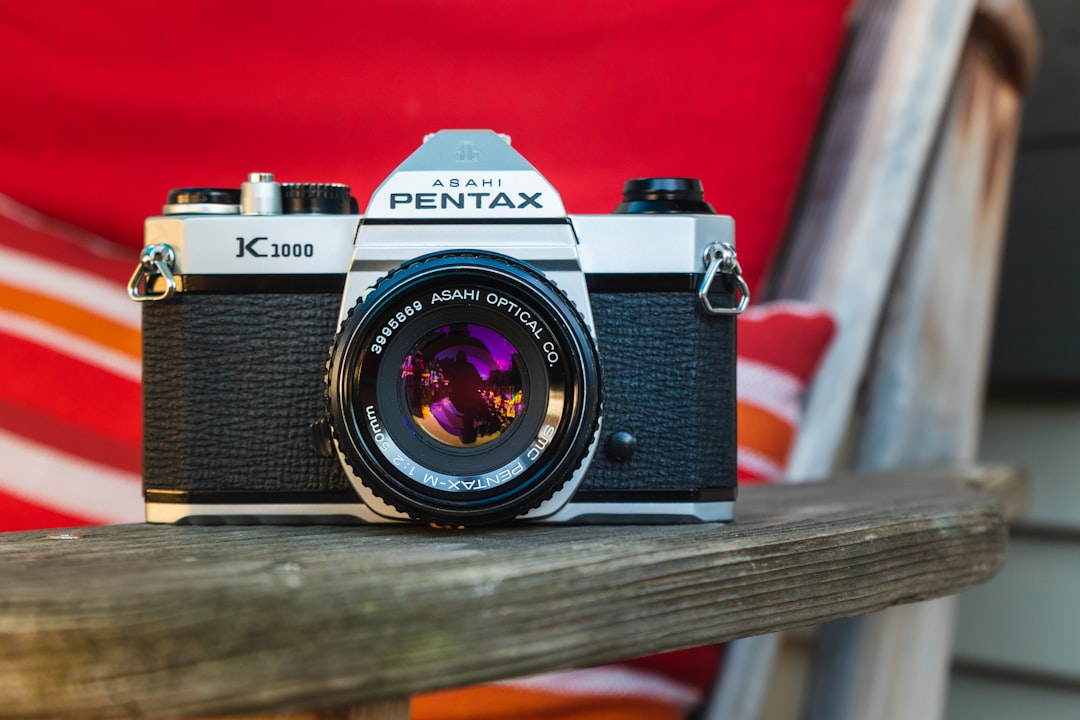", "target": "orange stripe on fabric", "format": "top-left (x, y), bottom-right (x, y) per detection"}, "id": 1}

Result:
top-left (0, 280), bottom-right (139, 359)
top-left (737, 401), bottom-right (796, 467)
top-left (414, 685), bottom-right (684, 720)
